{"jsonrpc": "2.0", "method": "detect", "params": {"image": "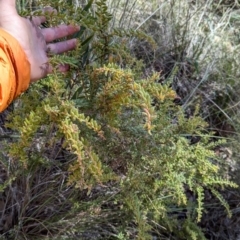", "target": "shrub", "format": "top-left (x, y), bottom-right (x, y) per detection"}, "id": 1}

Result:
top-left (0, 0), bottom-right (237, 239)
